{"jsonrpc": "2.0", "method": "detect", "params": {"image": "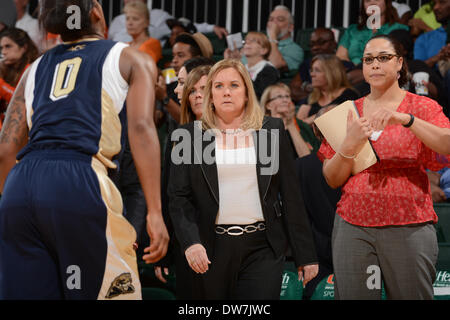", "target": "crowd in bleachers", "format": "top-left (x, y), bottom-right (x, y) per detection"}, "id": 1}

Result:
top-left (0, 0), bottom-right (450, 300)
